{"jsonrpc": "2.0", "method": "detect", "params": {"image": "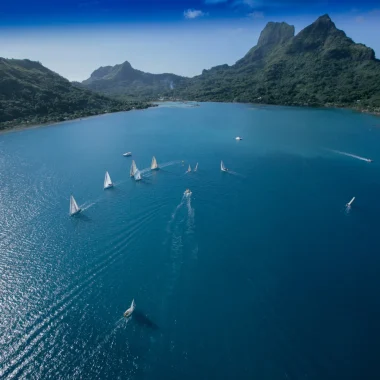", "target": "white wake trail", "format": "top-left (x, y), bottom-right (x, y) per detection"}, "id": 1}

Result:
top-left (139, 160), bottom-right (181, 175)
top-left (80, 202), bottom-right (96, 211)
top-left (166, 195), bottom-right (186, 233)
top-left (326, 149), bottom-right (372, 163)
top-left (227, 170), bottom-right (246, 178)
